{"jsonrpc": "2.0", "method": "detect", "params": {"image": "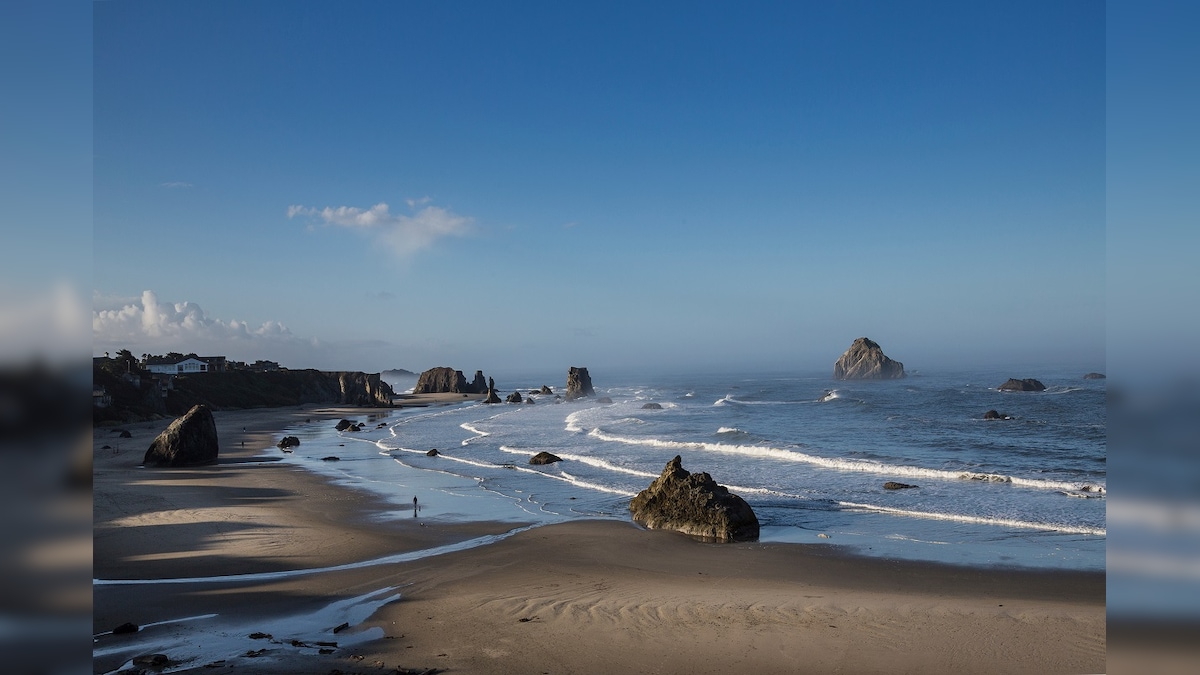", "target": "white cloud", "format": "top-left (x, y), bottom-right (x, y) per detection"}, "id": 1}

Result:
top-left (93, 290), bottom-right (296, 348)
top-left (287, 201), bottom-right (472, 257)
